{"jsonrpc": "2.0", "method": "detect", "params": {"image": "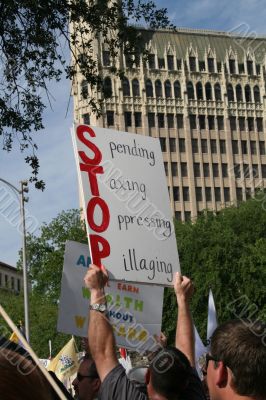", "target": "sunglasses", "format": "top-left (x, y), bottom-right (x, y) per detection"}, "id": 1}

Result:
top-left (201, 354), bottom-right (218, 376)
top-left (76, 372), bottom-right (98, 382)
